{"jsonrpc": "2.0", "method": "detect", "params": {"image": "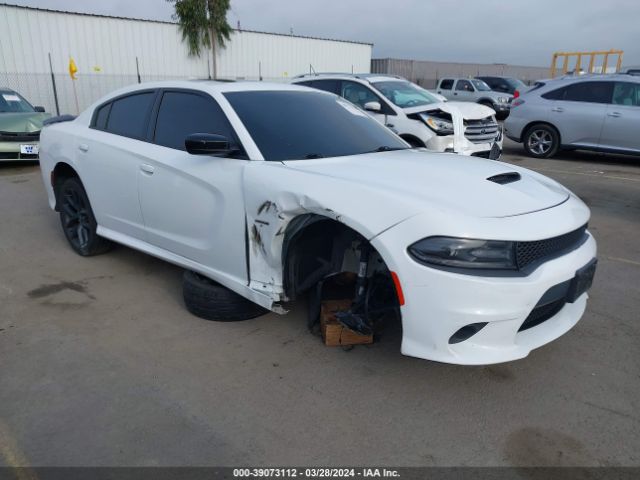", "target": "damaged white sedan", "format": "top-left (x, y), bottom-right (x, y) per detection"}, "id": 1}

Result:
top-left (39, 81), bottom-right (597, 365)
